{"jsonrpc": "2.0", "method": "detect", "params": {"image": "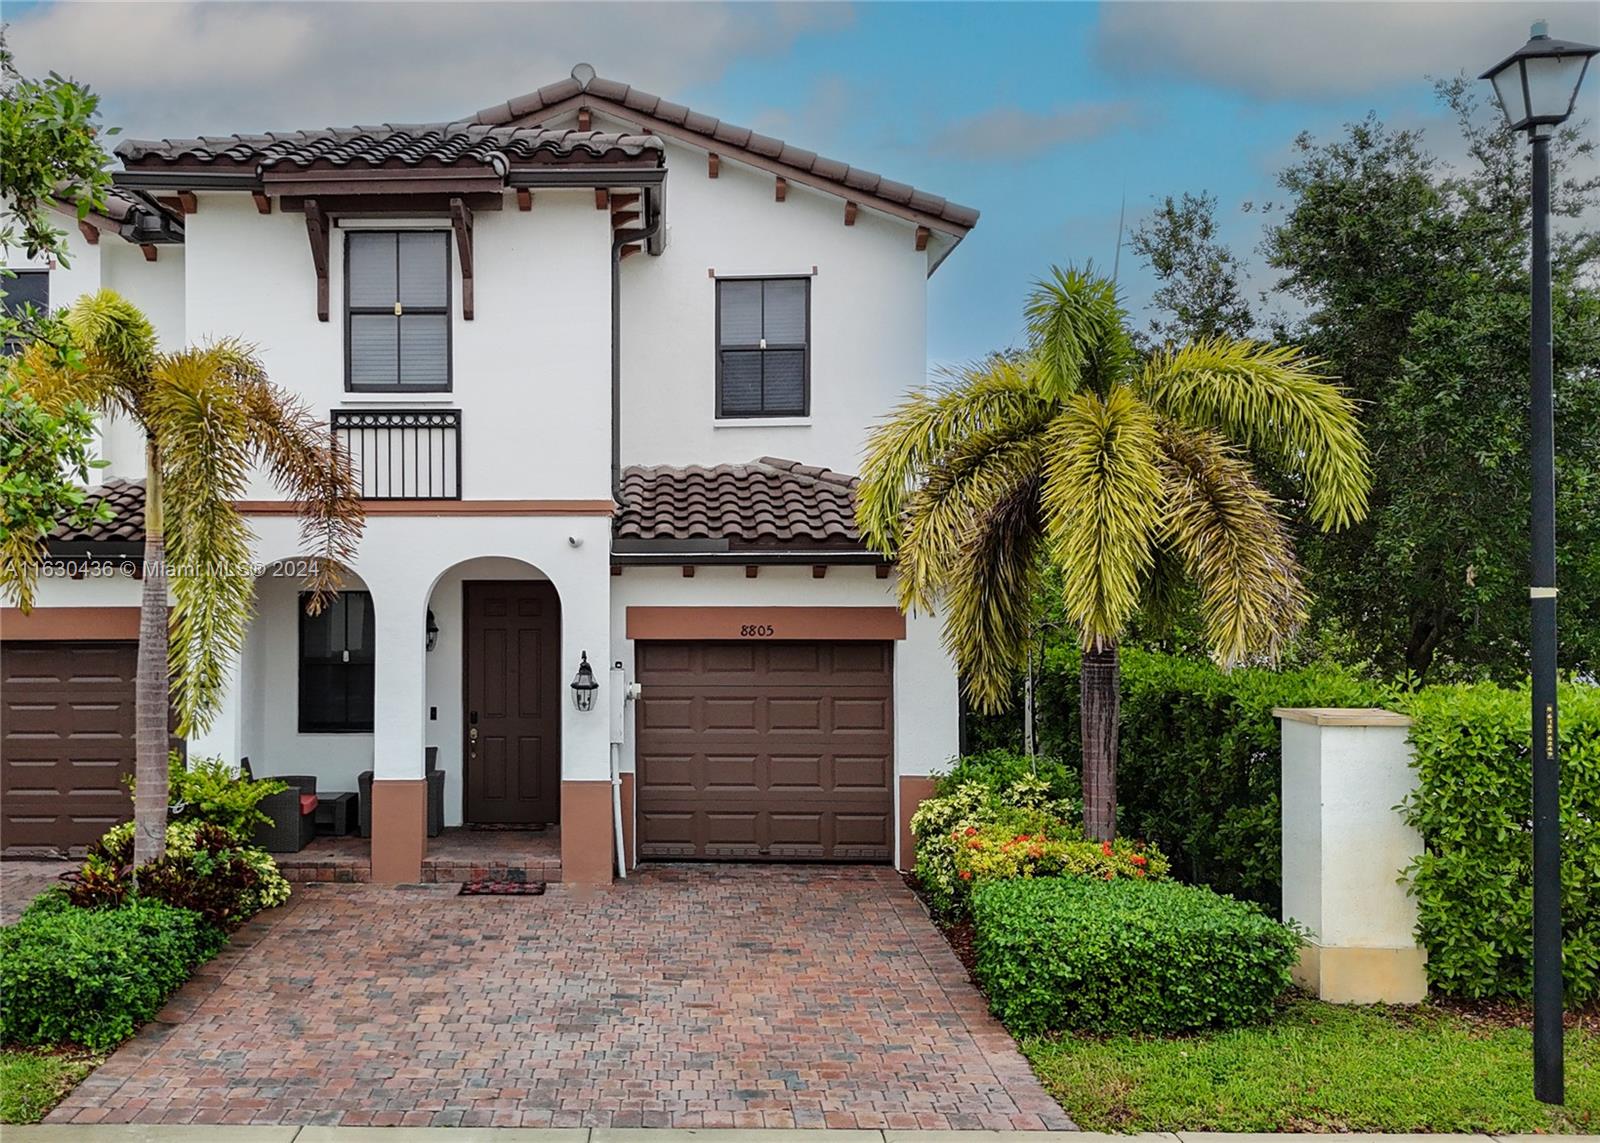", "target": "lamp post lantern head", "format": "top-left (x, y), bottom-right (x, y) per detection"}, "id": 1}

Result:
top-left (1482, 21), bottom-right (1598, 133)
top-left (570, 651), bottom-right (599, 712)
